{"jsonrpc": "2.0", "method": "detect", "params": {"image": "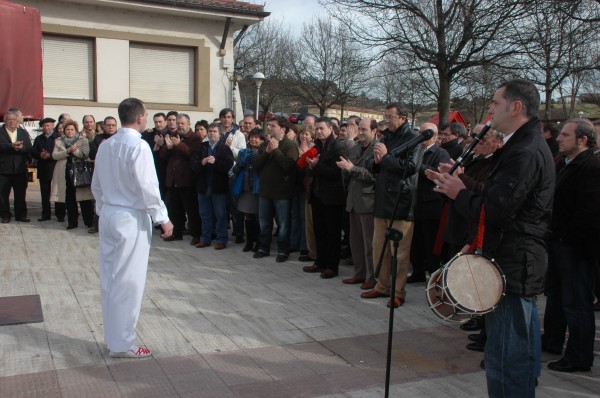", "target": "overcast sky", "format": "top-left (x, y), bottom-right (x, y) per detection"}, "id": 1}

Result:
top-left (259, 0), bottom-right (326, 33)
